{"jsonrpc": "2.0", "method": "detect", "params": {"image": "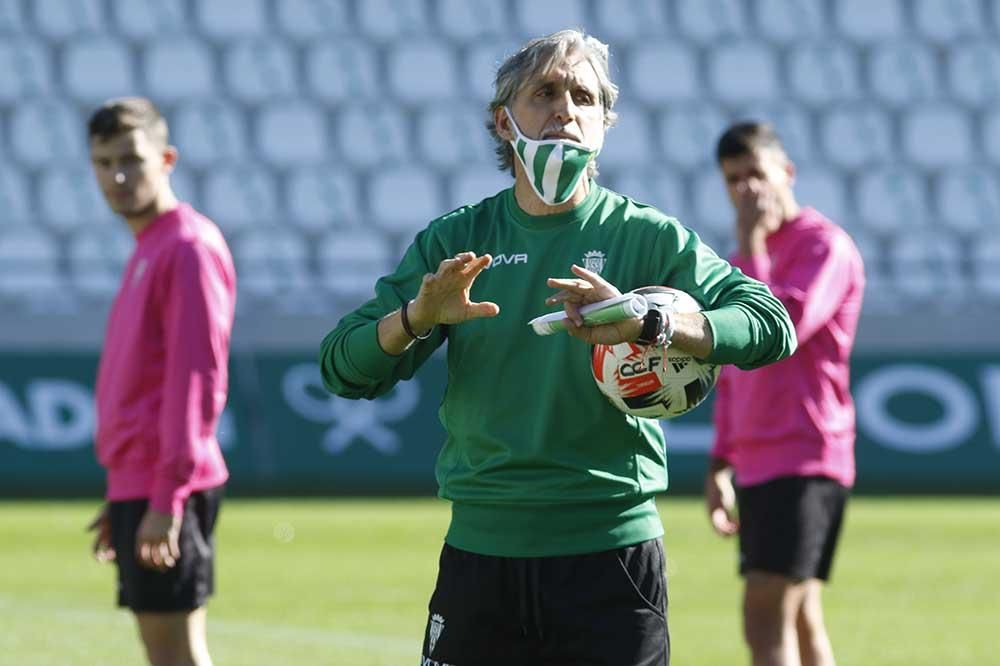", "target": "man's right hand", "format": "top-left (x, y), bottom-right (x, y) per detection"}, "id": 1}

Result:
top-left (704, 467), bottom-right (739, 537)
top-left (407, 252), bottom-right (500, 331)
top-left (734, 183), bottom-right (782, 257)
top-left (87, 504), bottom-right (116, 563)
